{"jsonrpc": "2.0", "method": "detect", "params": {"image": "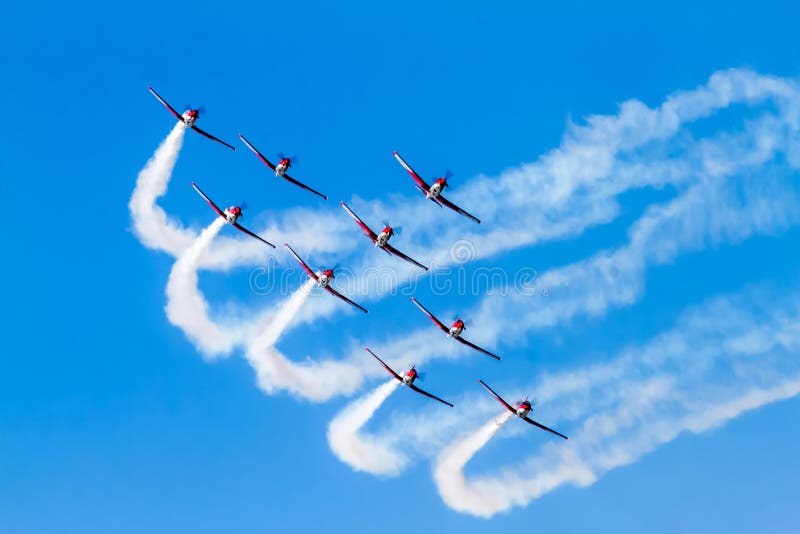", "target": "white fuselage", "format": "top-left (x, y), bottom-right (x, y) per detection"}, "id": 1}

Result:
top-left (182, 111), bottom-right (197, 127)
top-left (426, 182), bottom-right (443, 199)
top-left (448, 325), bottom-right (464, 338)
top-left (375, 231), bottom-right (391, 247)
top-left (223, 208), bottom-right (240, 224)
top-left (402, 374), bottom-right (416, 386)
top-left (317, 273), bottom-right (331, 288)
top-left (275, 162), bottom-right (288, 176)
top-left (516, 406), bottom-right (531, 418)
